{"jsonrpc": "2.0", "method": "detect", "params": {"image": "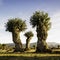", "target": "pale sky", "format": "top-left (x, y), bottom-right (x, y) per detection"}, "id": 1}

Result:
top-left (0, 0), bottom-right (60, 44)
